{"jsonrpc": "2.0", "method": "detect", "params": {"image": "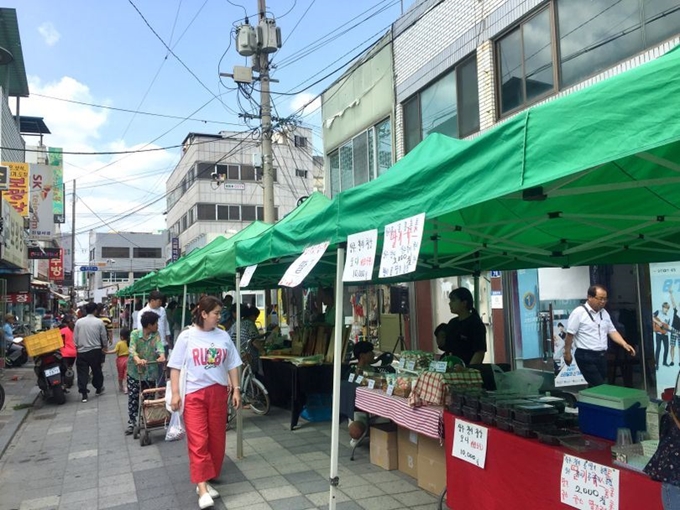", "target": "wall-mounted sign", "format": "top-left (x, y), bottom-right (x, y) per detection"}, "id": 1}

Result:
top-left (28, 247), bottom-right (61, 259)
top-left (225, 183), bottom-right (245, 190)
top-left (80, 266), bottom-right (99, 272)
